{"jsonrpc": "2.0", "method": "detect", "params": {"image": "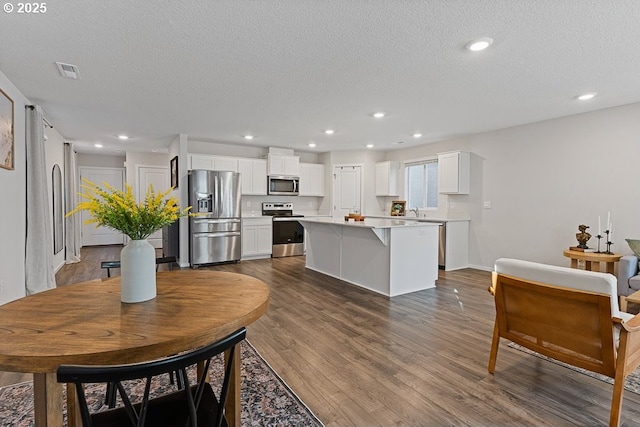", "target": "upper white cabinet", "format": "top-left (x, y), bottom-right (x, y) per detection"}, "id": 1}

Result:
top-left (375, 161), bottom-right (400, 196)
top-left (189, 154), bottom-right (214, 170)
top-left (189, 155), bottom-right (238, 172)
top-left (299, 163), bottom-right (325, 196)
top-left (237, 158), bottom-right (267, 195)
top-left (438, 151), bottom-right (470, 194)
top-left (268, 154), bottom-right (299, 177)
